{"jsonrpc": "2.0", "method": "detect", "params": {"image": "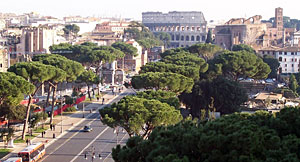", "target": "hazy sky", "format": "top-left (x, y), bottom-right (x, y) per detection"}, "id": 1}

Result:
top-left (1, 0), bottom-right (299, 21)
